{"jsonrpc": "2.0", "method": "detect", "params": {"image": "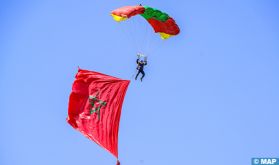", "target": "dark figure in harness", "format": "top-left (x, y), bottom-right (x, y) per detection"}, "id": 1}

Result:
top-left (135, 55), bottom-right (147, 81)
